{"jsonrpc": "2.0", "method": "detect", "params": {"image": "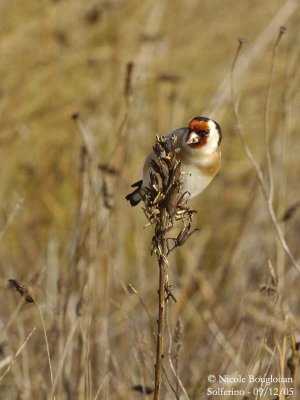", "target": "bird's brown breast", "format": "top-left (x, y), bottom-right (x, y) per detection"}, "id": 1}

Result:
top-left (200, 151), bottom-right (221, 177)
top-left (178, 149), bottom-right (221, 178)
